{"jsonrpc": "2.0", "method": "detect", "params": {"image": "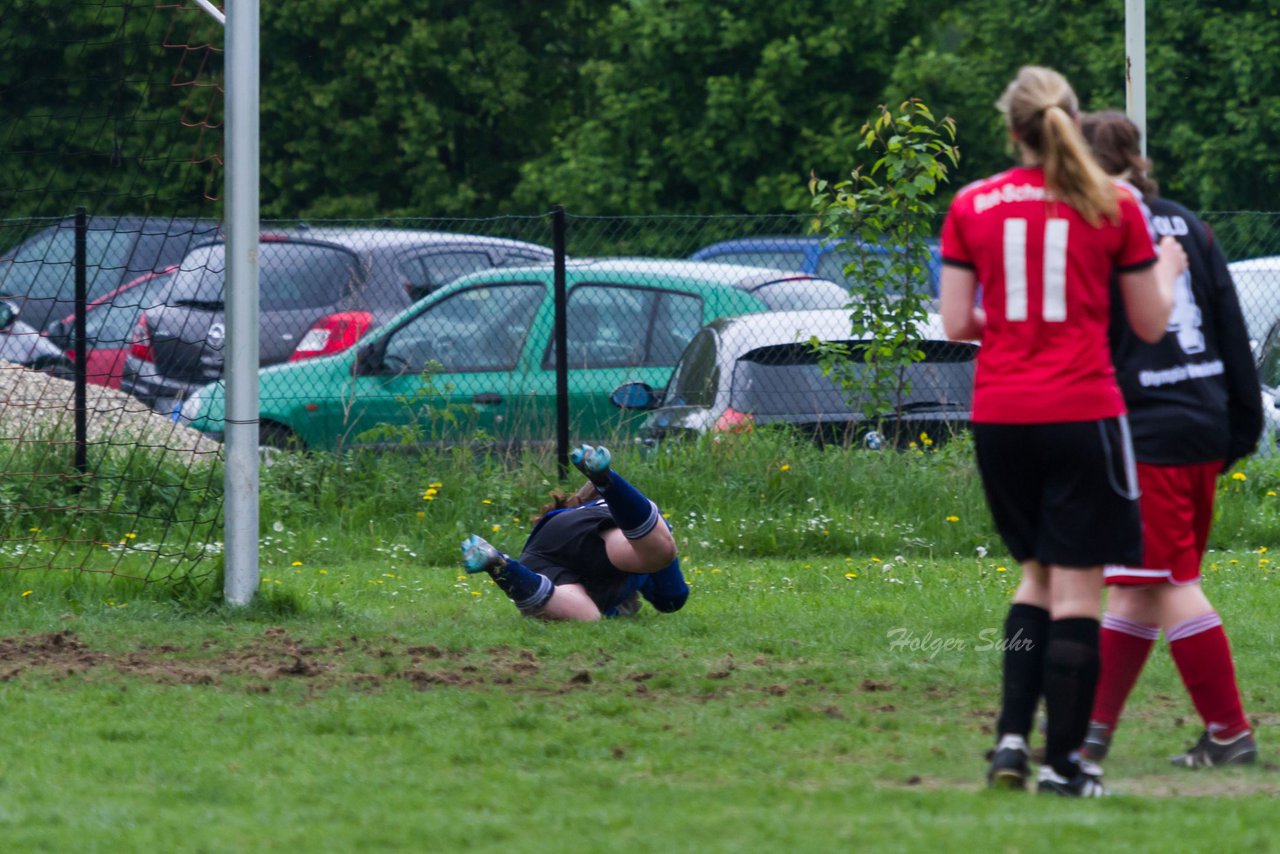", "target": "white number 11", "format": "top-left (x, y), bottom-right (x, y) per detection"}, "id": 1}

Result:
top-left (1004, 217), bottom-right (1068, 321)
